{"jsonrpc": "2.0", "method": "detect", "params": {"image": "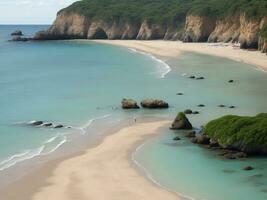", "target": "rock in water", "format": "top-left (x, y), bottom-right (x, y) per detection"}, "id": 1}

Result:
top-left (243, 166), bottom-right (254, 171)
top-left (141, 99), bottom-right (169, 109)
top-left (173, 136), bottom-right (181, 141)
top-left (170, 112), bottom-right (193, 130)
top-left (184, 109), bottom-right (193, 114)
top-left (28, 120), bottom-right (43, 126)
top-left (43, 123), bottom-right (53, 127)
top-left (54, 125), bottom-right (64, 129)
top-left (121, 98), bottom-right (140, 109)
top-left (10, 36), bottom-right (29, 42)
top-left (11, 30), bottom-right (23, 36)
